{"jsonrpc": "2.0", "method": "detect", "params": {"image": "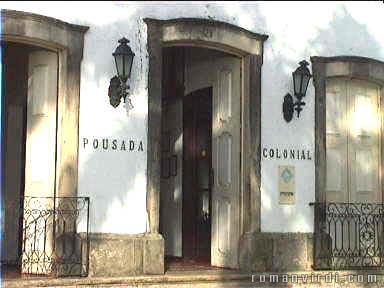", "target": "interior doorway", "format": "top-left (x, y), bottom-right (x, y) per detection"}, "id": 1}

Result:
top-left (2, 41), bottom-right (58, 275)
top-left (2, 41), bottom-right (29, 272)
top-left (160, 46), bottom-right (242, 270)
top-left (182, 87), bottom-right (212, 263)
